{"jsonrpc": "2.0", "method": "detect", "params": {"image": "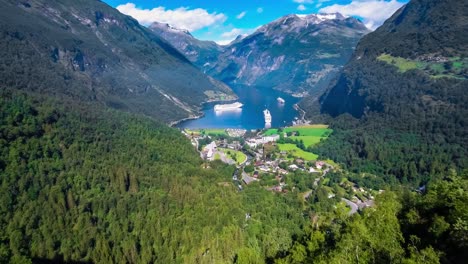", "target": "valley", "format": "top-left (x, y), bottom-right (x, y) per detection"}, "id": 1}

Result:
top-left (0, 0), bottom-right (467, 263)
